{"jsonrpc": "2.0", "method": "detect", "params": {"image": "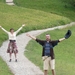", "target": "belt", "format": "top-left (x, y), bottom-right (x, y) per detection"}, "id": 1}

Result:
top-left (9, 40), bottom-right (16, 42)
